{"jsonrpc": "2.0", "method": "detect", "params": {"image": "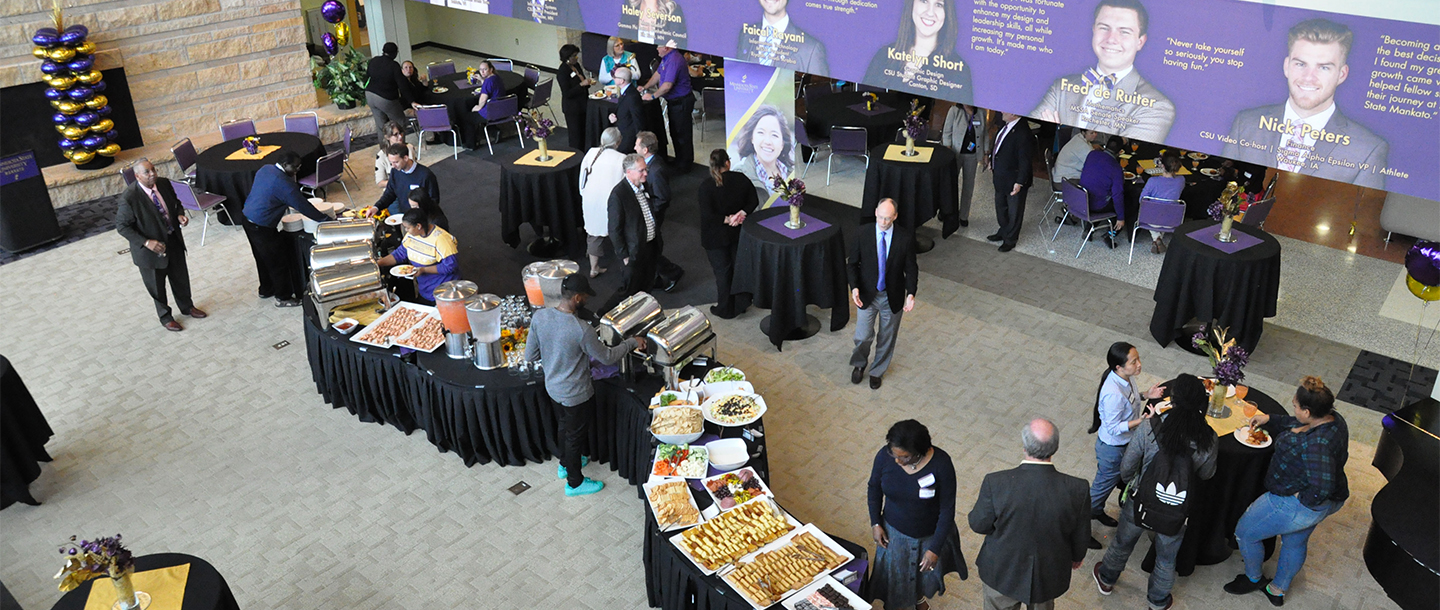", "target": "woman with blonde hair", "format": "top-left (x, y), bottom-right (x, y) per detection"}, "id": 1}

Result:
top-left (598, 36), bottom-right (640, 87)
